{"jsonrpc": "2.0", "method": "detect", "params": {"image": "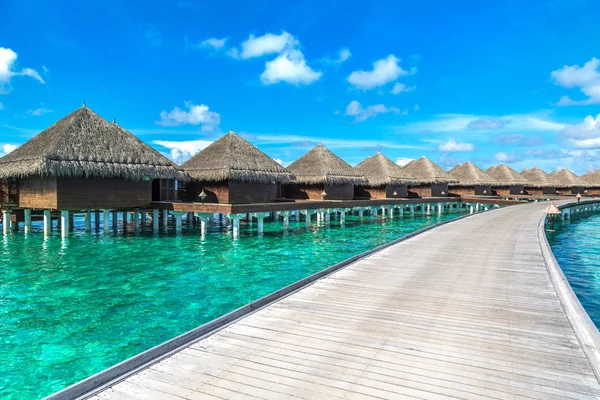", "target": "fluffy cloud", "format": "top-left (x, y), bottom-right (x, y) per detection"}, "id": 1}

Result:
top-left (156, 102), bottom-right (220, 131)
top-left (395, 157), bottom-right (414, 166)
top-left (551, 58), bottom-right (600, 106)
top-left (0, 47), bottom-right (45, 93)
top-left (260, 49), bottom-right (321, 85)
top-left (2, 144), bottom-right (17, 154)
top-left (344, 100), bottom-right (401, 122)
top-left (390, 82), bottom-right (416, 95)
top-left (199, 37), bottom-right (227, 50)
top-left (347, 55), bottom-right (412, 90)
top-left (237, 31), bottom-right (297, 59)
top-left (152, 139), bottom-right (213, 164)
top-left (27, 107), bottom-right (53, 116)
top-left (560, 114), bottom-right (600, 148)
top-left (468, 117), bottom-right (505, 130)
top-left (495, 152), bottom-right (520, 162)
top-left (437, 139), bottom-right (474, 152)
top-left (336, 48), bottom-right (351, 64)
